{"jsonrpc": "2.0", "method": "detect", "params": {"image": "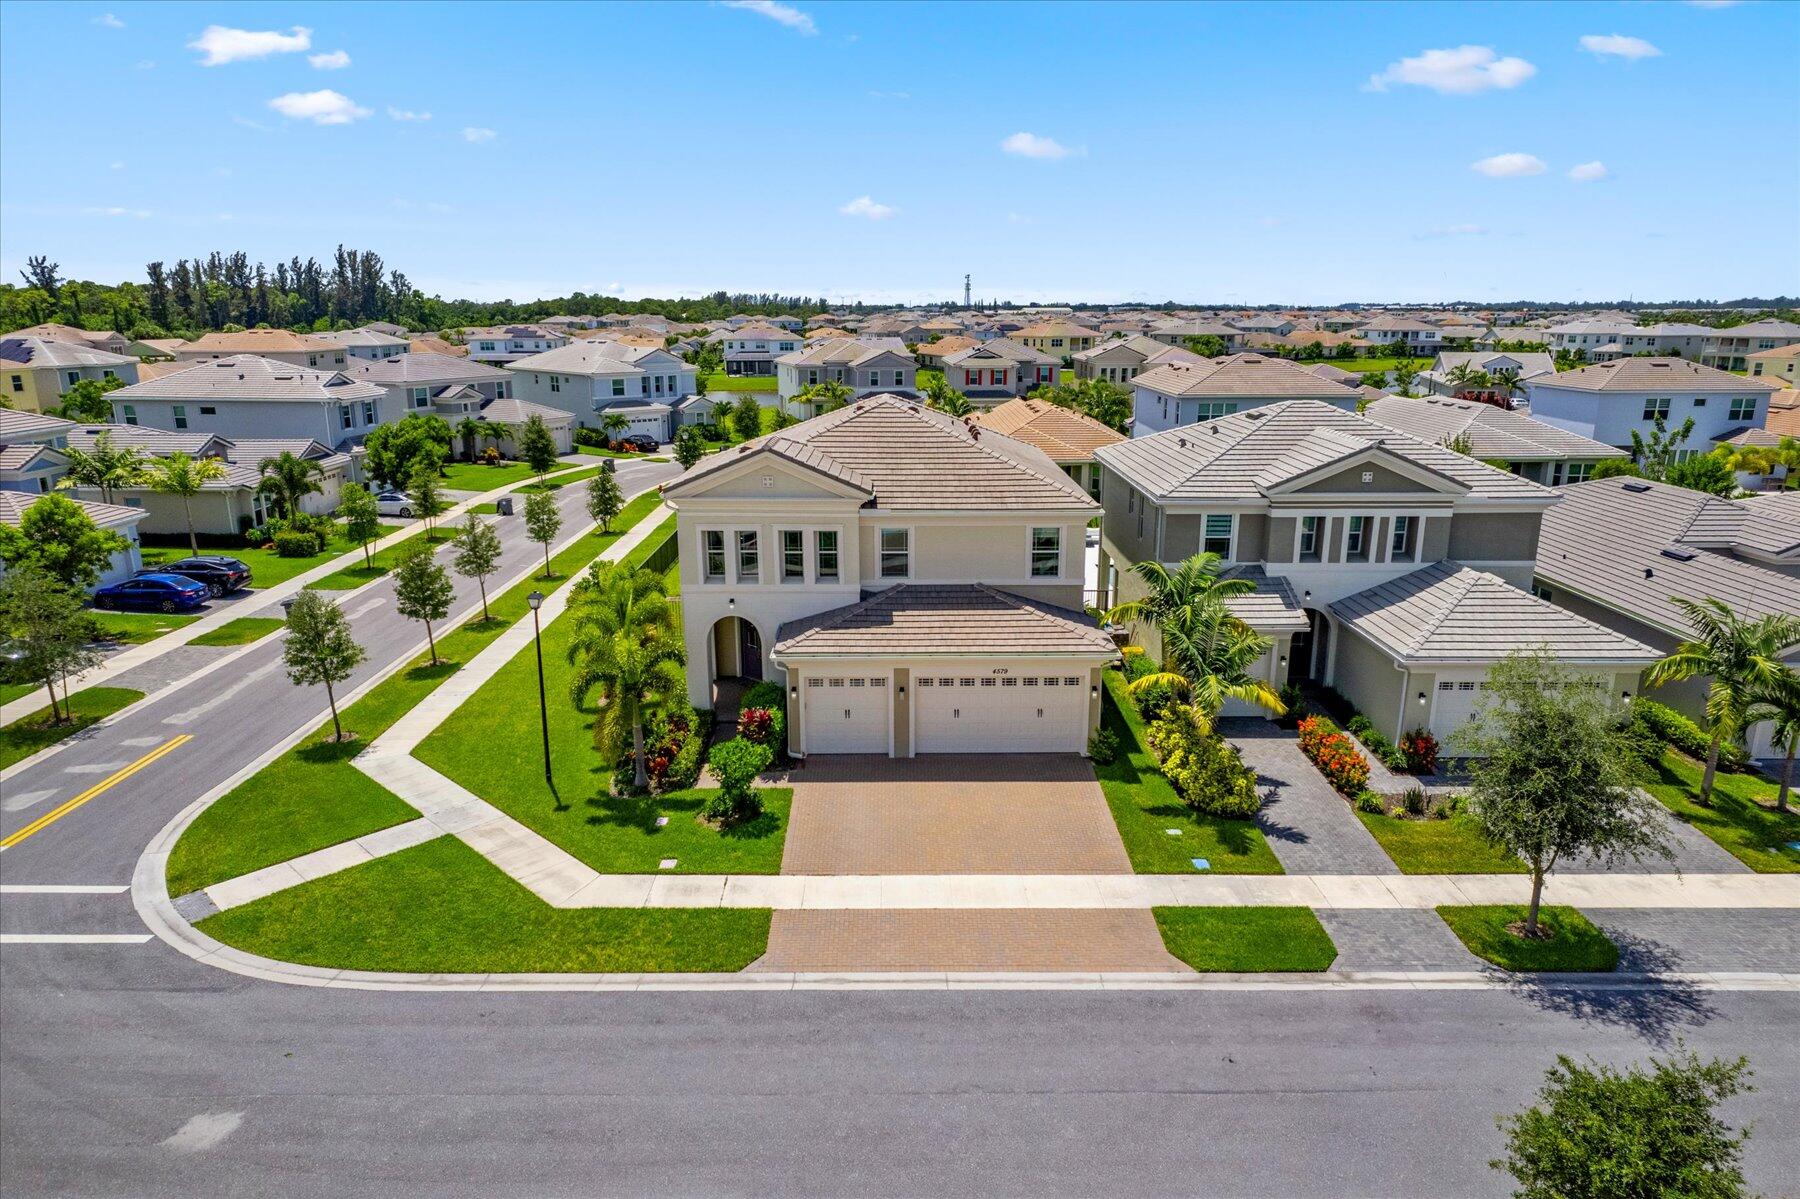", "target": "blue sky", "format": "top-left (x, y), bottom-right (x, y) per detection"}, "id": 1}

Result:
top-left (2, 0), bottom-right (1796, 306)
